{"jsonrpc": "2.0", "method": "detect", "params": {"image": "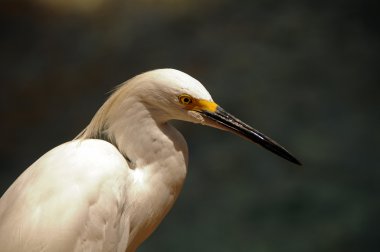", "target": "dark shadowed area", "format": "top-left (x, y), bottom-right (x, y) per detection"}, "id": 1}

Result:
top-left (1, 0), bottom-right (379, 251)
